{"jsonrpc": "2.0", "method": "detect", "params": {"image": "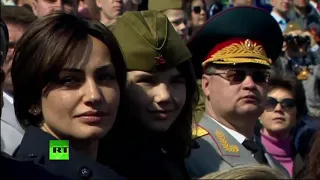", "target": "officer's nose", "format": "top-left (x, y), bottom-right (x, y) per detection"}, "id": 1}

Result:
top-left (242, 75), bottom-right (256, 89)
